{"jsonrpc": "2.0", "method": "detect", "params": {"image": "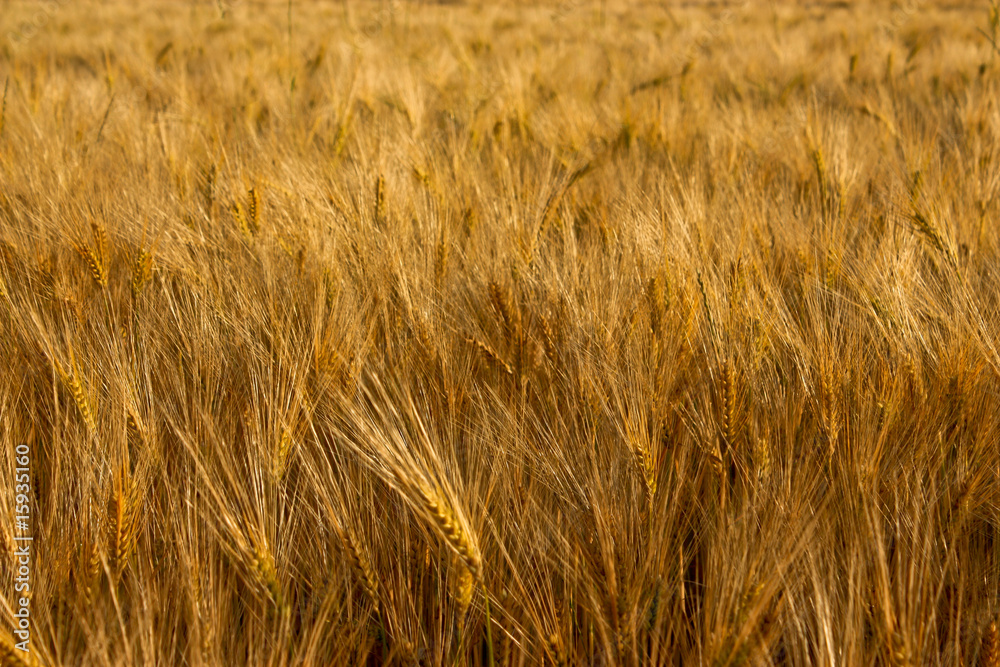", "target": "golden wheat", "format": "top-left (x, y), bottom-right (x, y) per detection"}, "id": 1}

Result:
top-left (106, 461), bottom-right (140, 575)
top-left (0, 0), bottom-right (998, 664)
top-left (982, 619), bottom-right (999, 667)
